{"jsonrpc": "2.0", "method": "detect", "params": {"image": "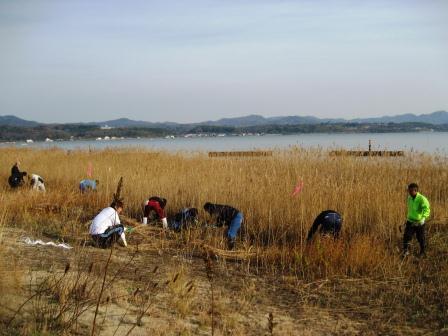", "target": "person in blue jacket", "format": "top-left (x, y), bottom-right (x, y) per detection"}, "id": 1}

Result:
top-left (79, 179), bottom-right (99, 193)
